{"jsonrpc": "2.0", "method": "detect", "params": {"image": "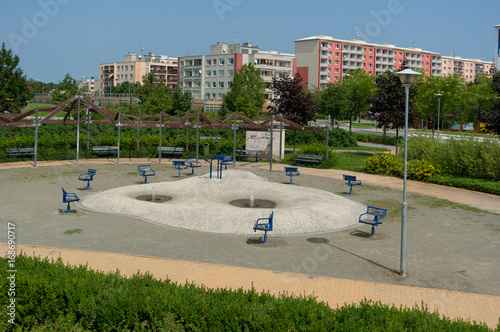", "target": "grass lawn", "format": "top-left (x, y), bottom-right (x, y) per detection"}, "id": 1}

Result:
top-left (332, 152), bottom-right (372, 172)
